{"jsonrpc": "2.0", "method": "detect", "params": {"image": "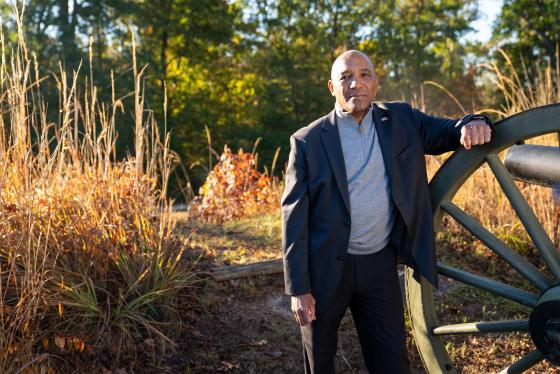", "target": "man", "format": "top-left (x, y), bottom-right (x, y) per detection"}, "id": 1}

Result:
top-left (281, 50), bottom-right (493, 373)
